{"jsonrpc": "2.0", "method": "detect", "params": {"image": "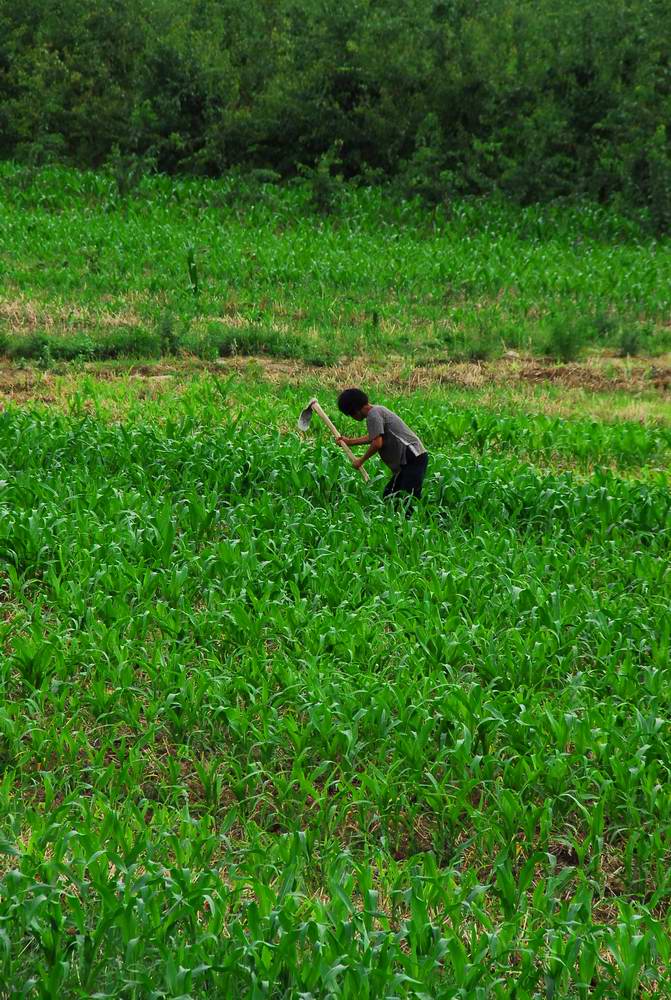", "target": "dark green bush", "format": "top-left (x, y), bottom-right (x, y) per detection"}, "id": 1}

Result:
top-left (396, 115), bottom-right (458, 208)
top-left (544, 320), bottom-right (588, 364)
top-left (466, 338), bottom-right (496, 363)
top-left (647, 125), bottom-right (671, 237)
top-left (593, 312), bottom-right (618, 340)
top-left (91, 330), bottom-right (162, 359)
top-left (7, 330), bottom-right (162, 363)
top-left (189, 324), bottom-right (336, 366)
top-left (157, 313), bottom-right (182, 356)
top-left (299, 144), bottom-right (345, 215)
top-left (618, 327), bottom-right (643, 358)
